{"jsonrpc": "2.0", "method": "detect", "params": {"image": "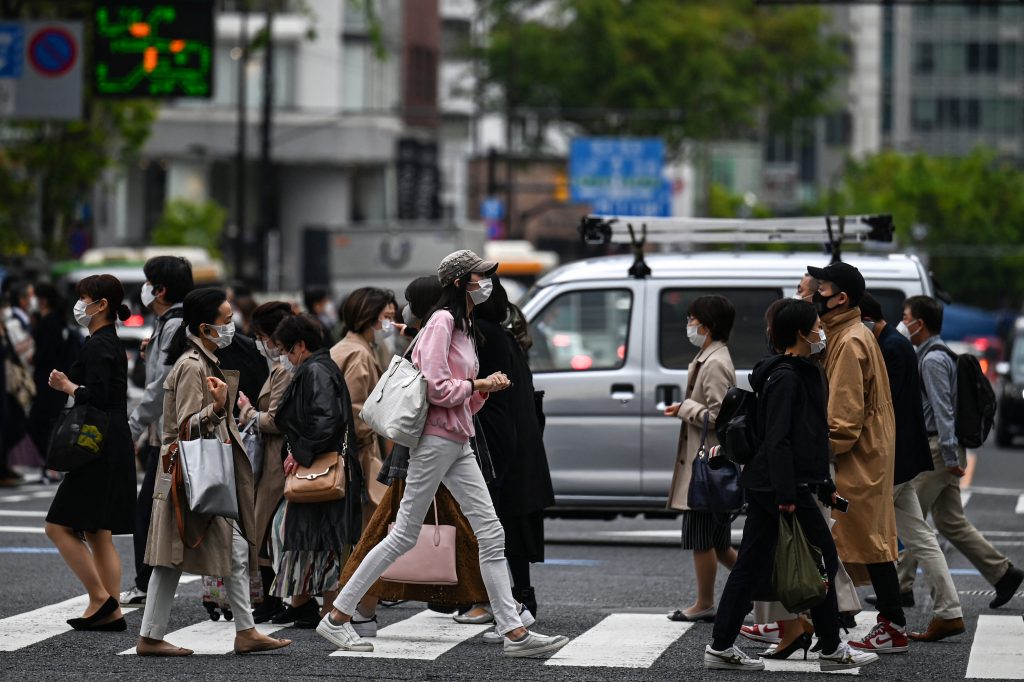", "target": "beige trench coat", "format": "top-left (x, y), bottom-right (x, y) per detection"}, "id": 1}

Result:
top-left (667, 341), bottom-right (736, 511)
top-left (239, 361), bottom-right (291, 550)
top-left (821, 307), bottom-right (898, 572)
top-left (144, 336), bottom-right (256, 576)
top-left (330, 332), bottom-right (388, 510)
